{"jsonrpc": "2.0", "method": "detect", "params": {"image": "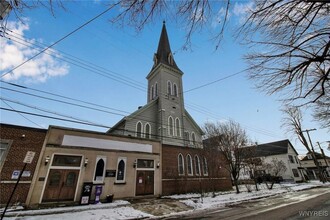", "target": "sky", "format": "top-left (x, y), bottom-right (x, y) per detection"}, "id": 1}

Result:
top-left (0, 1), bottom-right (329, 155)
